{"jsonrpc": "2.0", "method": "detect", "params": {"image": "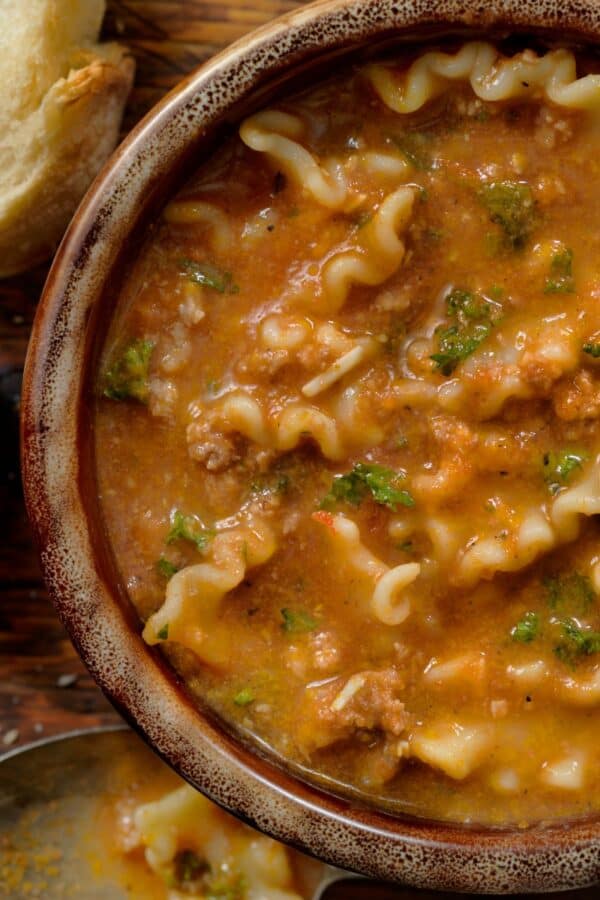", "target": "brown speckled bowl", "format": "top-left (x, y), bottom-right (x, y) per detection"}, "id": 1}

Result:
top-left (21, 0), bottom-right (600, 891)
